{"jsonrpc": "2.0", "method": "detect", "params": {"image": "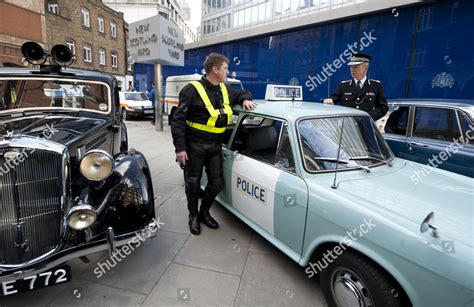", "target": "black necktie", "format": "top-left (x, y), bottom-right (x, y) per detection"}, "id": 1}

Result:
top-left (357, 80), bottom-right (362, 89)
